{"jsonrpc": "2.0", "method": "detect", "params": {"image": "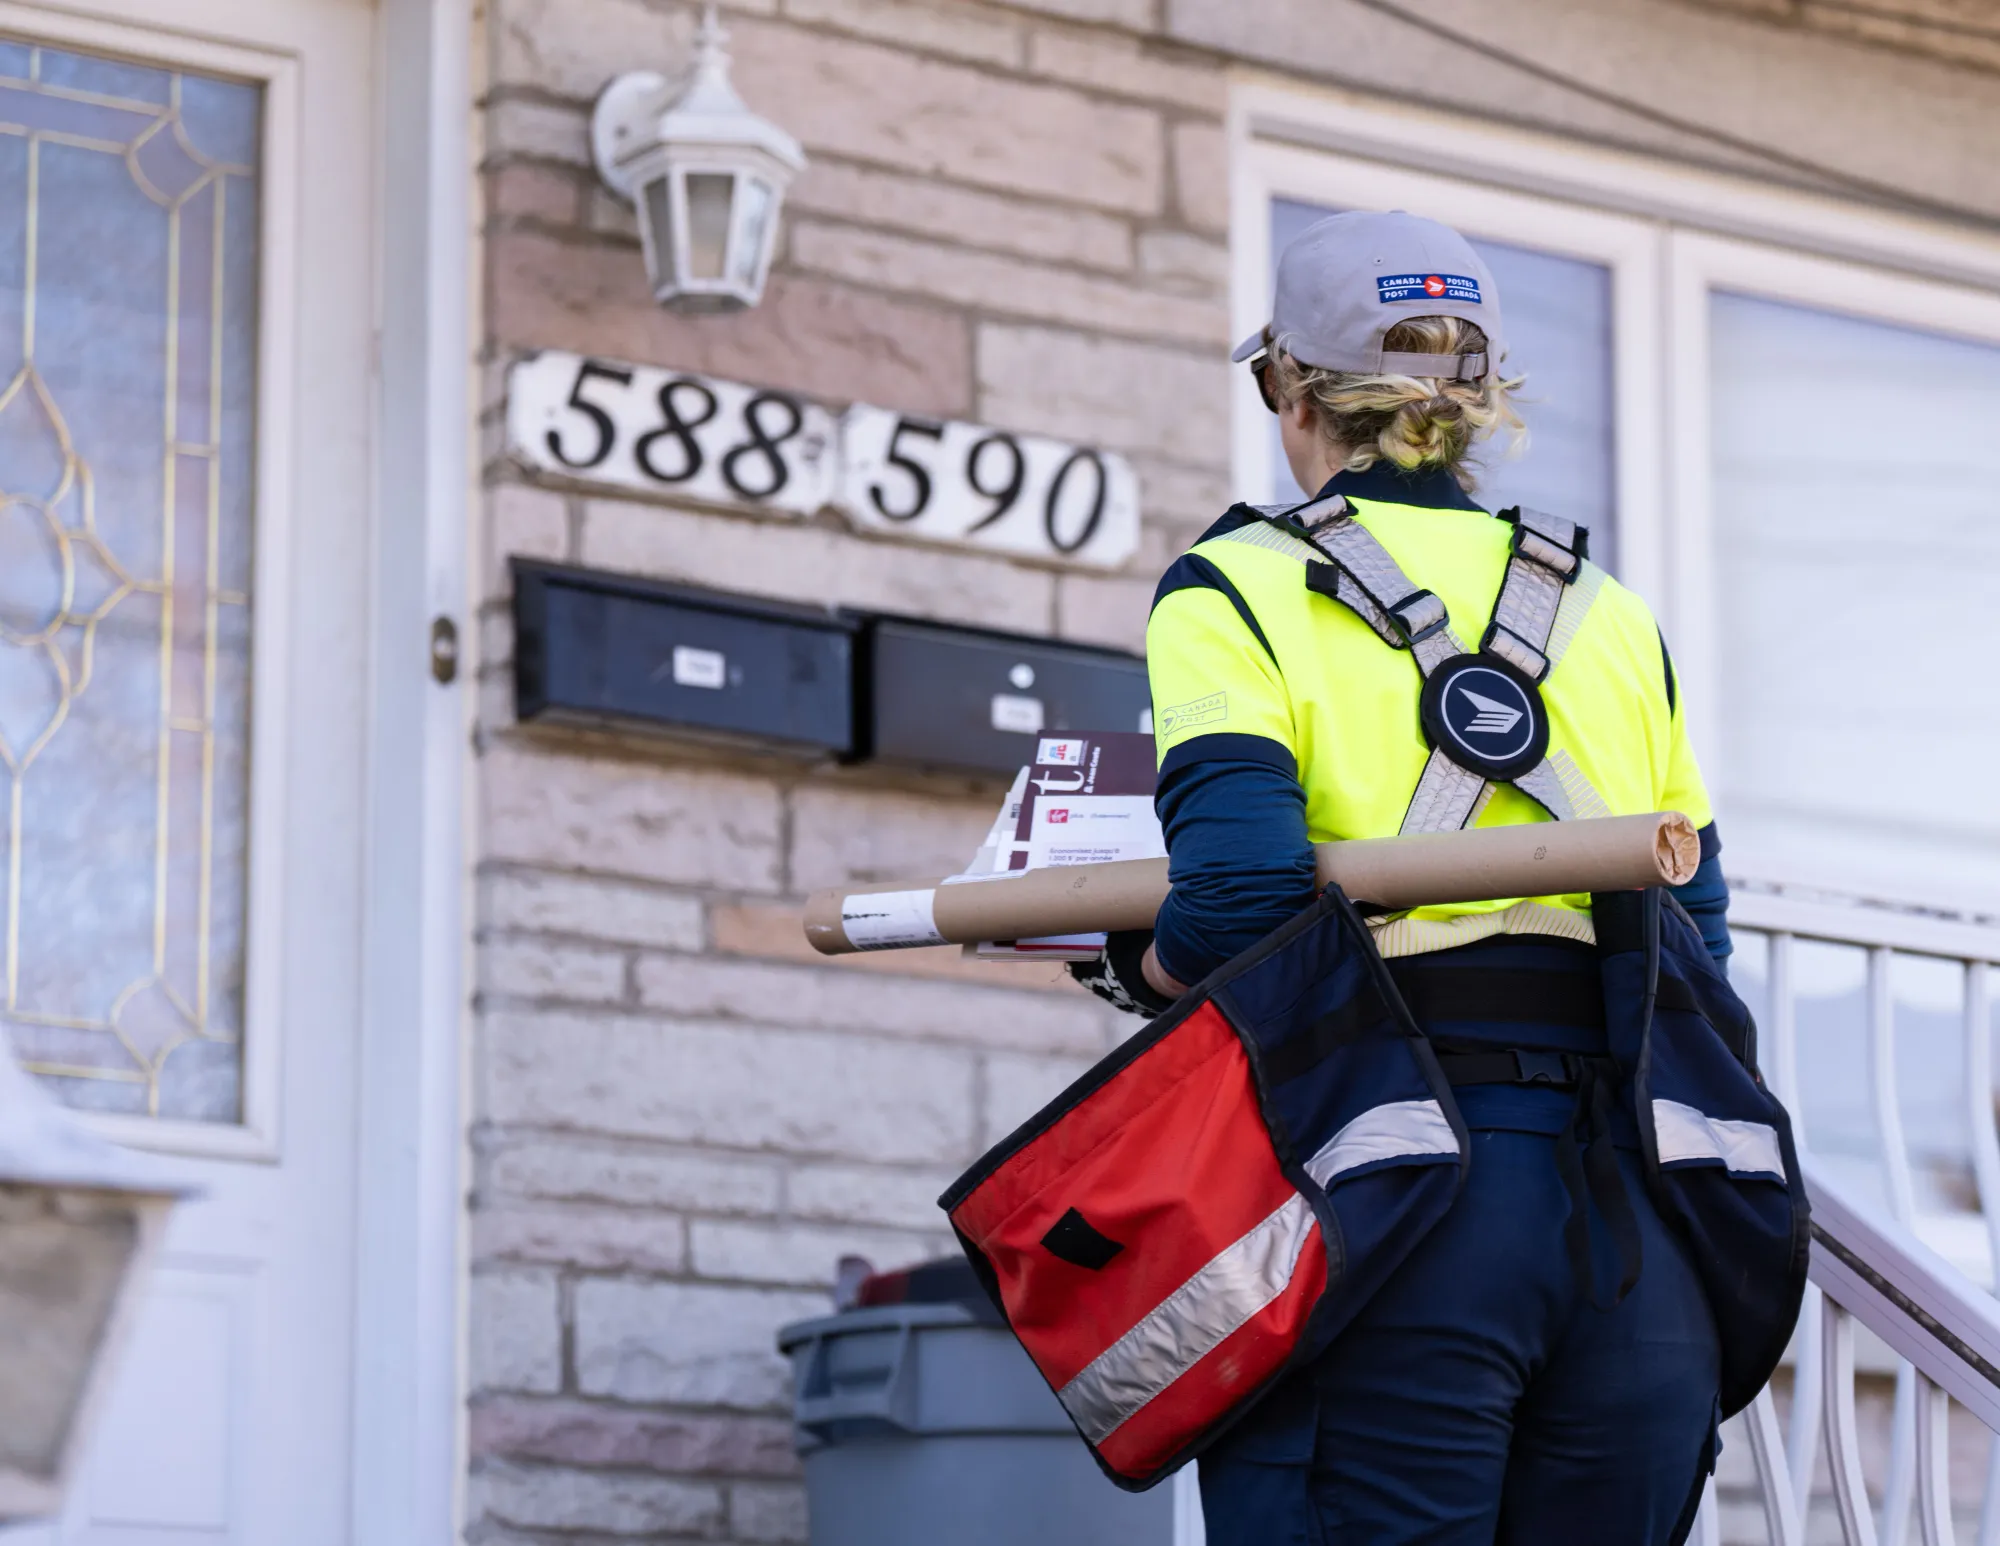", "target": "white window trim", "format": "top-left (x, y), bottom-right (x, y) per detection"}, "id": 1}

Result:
top-left (0, 1), bottom-right (301, 1160)
top-left (1664, 230), bottom-right (2000, 804)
